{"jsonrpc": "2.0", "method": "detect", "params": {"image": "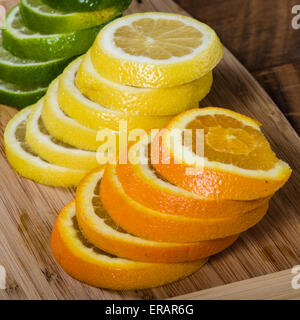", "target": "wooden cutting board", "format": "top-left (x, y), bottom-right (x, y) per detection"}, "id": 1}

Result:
top-left (0, 0), bottom-right (299, 300)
